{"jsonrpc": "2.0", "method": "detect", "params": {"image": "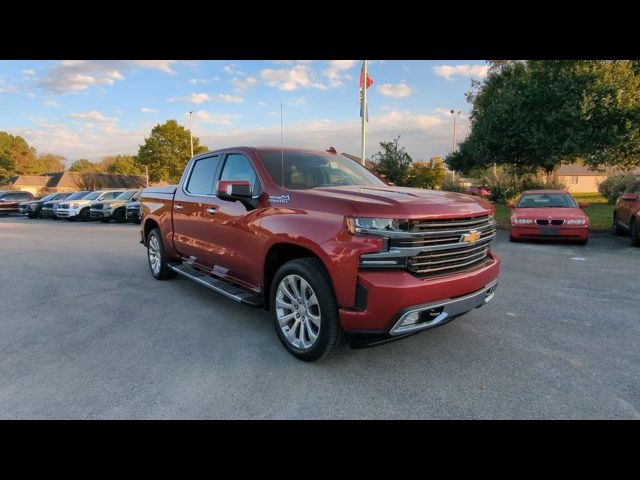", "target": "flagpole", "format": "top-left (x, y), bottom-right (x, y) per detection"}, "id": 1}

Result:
top-left (360, 60), bottom-right (367, 166)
